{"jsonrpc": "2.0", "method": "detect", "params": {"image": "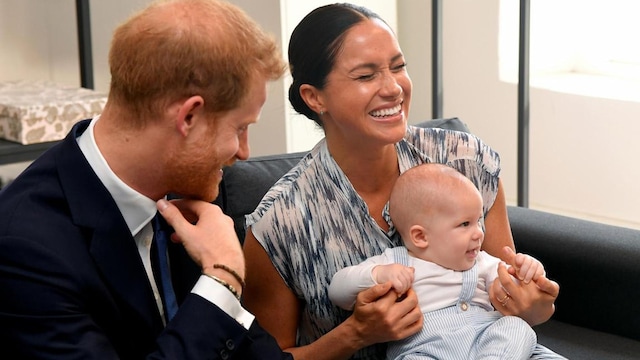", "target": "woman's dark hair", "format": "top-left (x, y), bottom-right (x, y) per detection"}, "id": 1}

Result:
top-left (287, 3), bottom-right (384, 126)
